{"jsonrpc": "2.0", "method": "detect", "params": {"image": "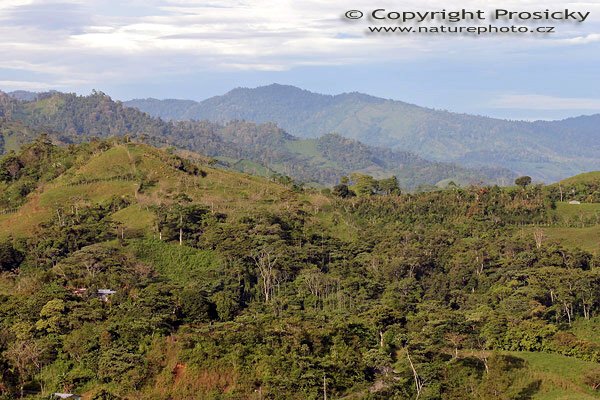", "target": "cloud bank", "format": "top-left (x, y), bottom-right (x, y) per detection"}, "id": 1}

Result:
top-left (0, 0), bottom-right (598, 89)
